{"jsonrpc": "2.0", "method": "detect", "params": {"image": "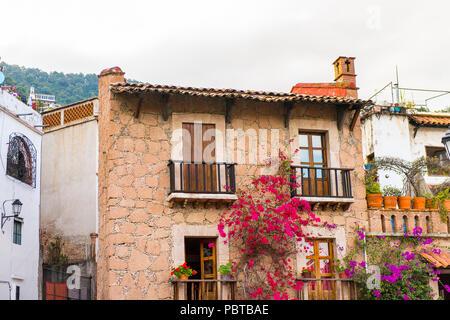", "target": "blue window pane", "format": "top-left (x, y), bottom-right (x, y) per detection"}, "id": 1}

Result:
top-left (311, 135), bottom-right (322, 148)
top-left (300, 149), bottom-right (309, 163)
top-left (299, 135), bottom-right (308, 147)
top-left (313, 150), bottom-right (323, 163)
